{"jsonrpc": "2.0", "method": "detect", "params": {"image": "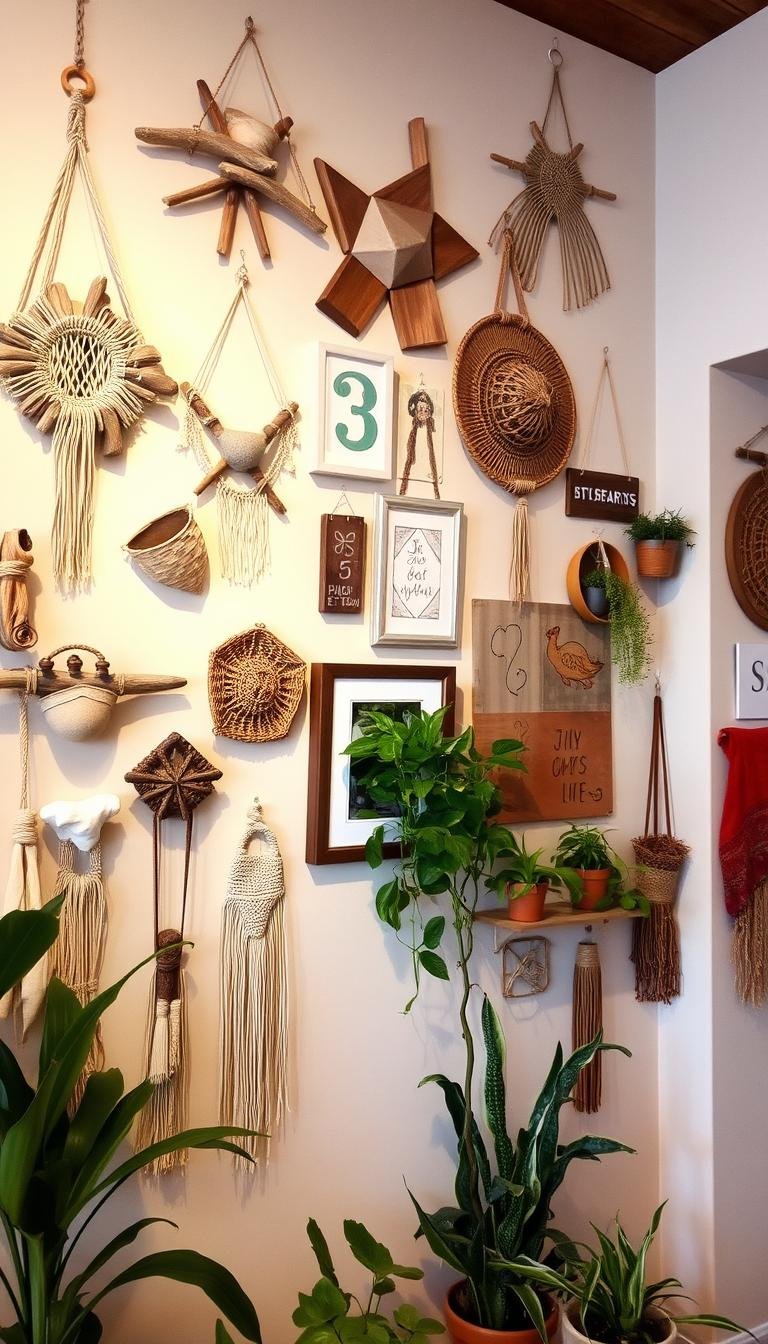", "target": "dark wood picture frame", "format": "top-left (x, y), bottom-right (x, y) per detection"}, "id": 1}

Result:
top-left (305, 662), bottom-right (457, 865)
